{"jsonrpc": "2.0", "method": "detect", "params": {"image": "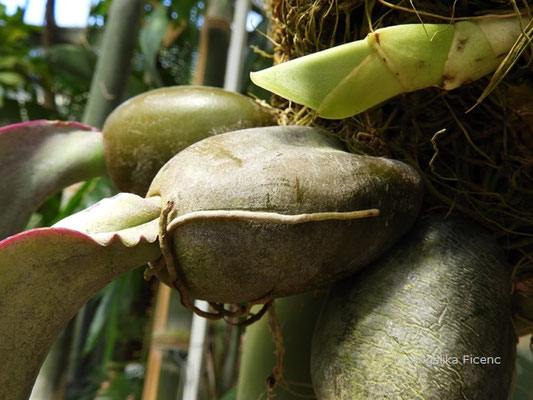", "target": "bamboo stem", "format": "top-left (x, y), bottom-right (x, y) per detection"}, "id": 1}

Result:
top-left (82, 0), bottom-right (145, 128)
top-left (182, 301), bottom-right (209, 400)
top-left (142, 284), bottom-right (172, 400)
top-left (224, 0), bottom-right (251, 92)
